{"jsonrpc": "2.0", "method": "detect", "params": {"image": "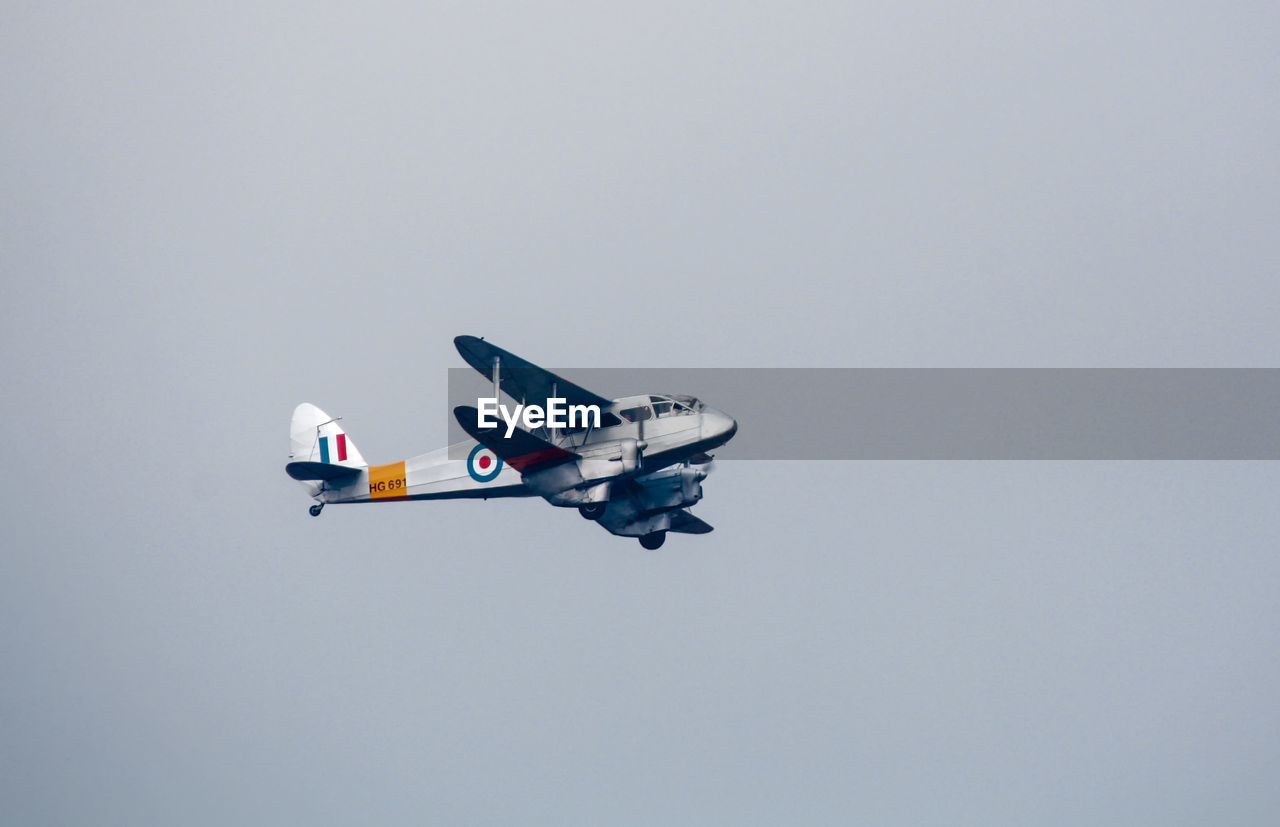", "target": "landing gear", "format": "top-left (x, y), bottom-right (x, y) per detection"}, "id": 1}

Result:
top-left (309, 503), bottom-right (324, 517)
top-left (579, 503), bottom-right (606, 521)
top-left (639, 531), bottom-right (666, 550)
